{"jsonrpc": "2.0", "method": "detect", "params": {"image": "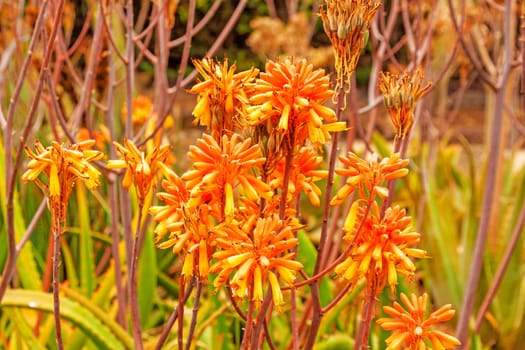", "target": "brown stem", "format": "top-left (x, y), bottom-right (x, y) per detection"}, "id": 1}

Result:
top-left (353, 280), bottom-right (378, 350)
top-left (474, 195), bottom-right (525, 331)
top-left (129, 203), bottom-right (145, 350)
top-left (51, 206), bottom-right (65, 350)
top-left (455, 0), bottom-right (512, 344)
top-left (185, 279), bottom-right (202, 350)
top-left (304, 85), bottom-right (345, 350)
top-left (241, 299), bottom-right (255, 350)
top-left (178, 277), bottom-right (186, 349)
top-left (0, 0), bottom-right (55, 304)
top-left (154, 277), bottom-right (195, 350)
